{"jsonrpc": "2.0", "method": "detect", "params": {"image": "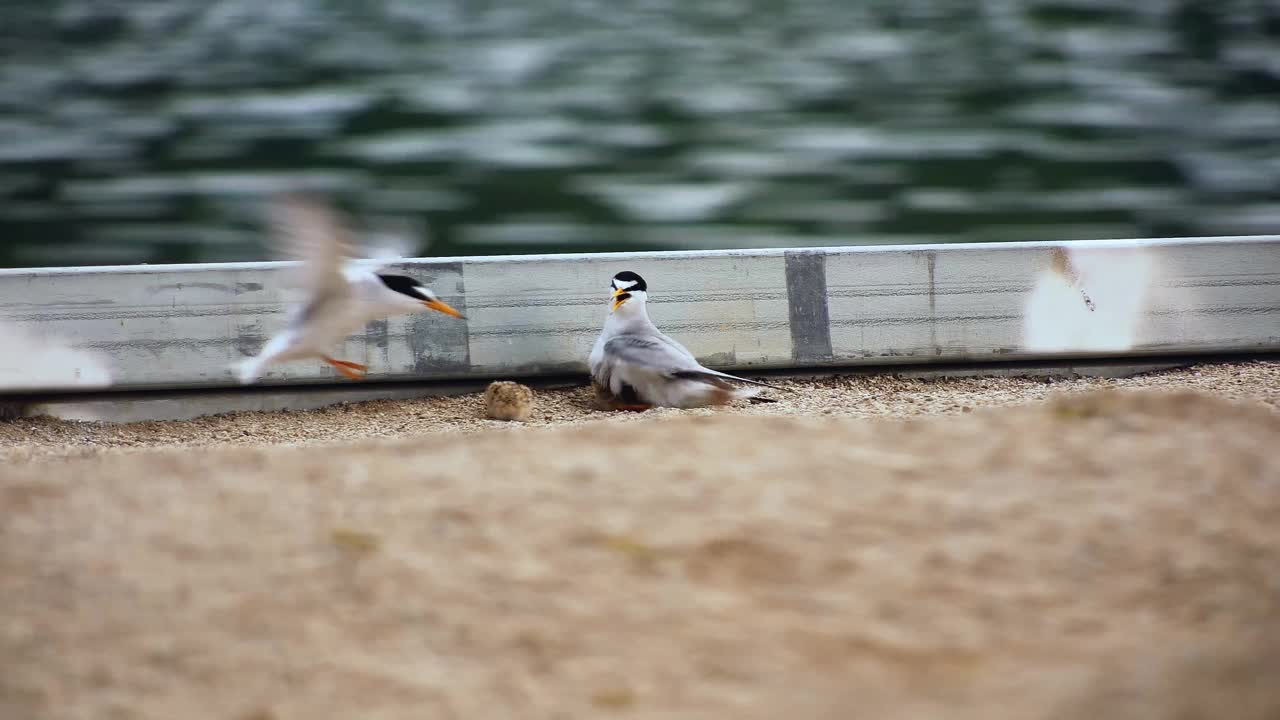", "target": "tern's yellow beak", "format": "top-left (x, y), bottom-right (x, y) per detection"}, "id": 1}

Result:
top-left (423, 298), bottom-right (466, 319)
top-left (610, 287), bottom-right (630, 312)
